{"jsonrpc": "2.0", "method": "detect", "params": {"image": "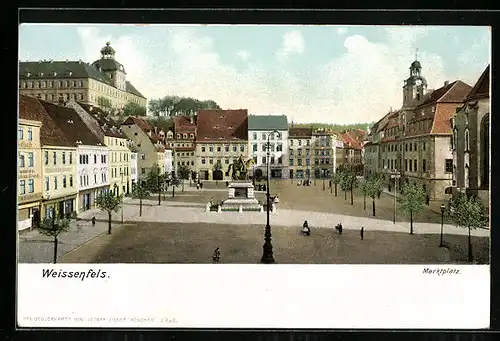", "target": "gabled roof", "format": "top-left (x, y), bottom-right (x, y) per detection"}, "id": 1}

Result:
top-left (416, 80), bottom-right (472, 108)
top-left (122, 116), bottom-right (153, 132)
top-left (466, 65), bottom-right (489, 101)
top-left (289, 127), bottom-right (312, 138)
top-left (342, 131), bottom-right (363, 150)
top-left (39, 100), bottom-right (102, 147)
top-left (18, 95), bottom-right (73, 147)
top-left (76, 101), bottom-right (127, 139)
top-left (248, 115), bottom-right (288, 131)
top-left (196, 109), bottom-right (248, 142)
